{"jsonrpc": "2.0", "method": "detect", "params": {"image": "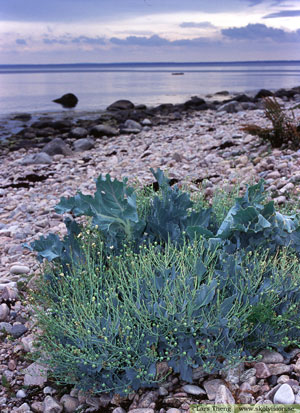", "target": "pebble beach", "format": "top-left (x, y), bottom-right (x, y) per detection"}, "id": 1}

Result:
top-left (1, 88), bottom-right (300, 412)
